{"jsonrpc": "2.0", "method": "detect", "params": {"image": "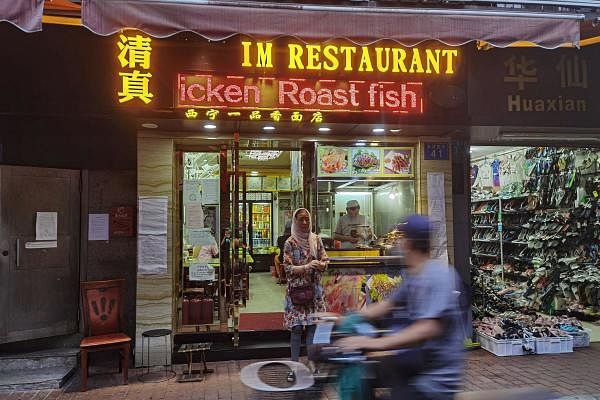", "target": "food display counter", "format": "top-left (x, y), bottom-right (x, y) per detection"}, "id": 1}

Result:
top-left (322, 248), bottom-right (405, 314)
